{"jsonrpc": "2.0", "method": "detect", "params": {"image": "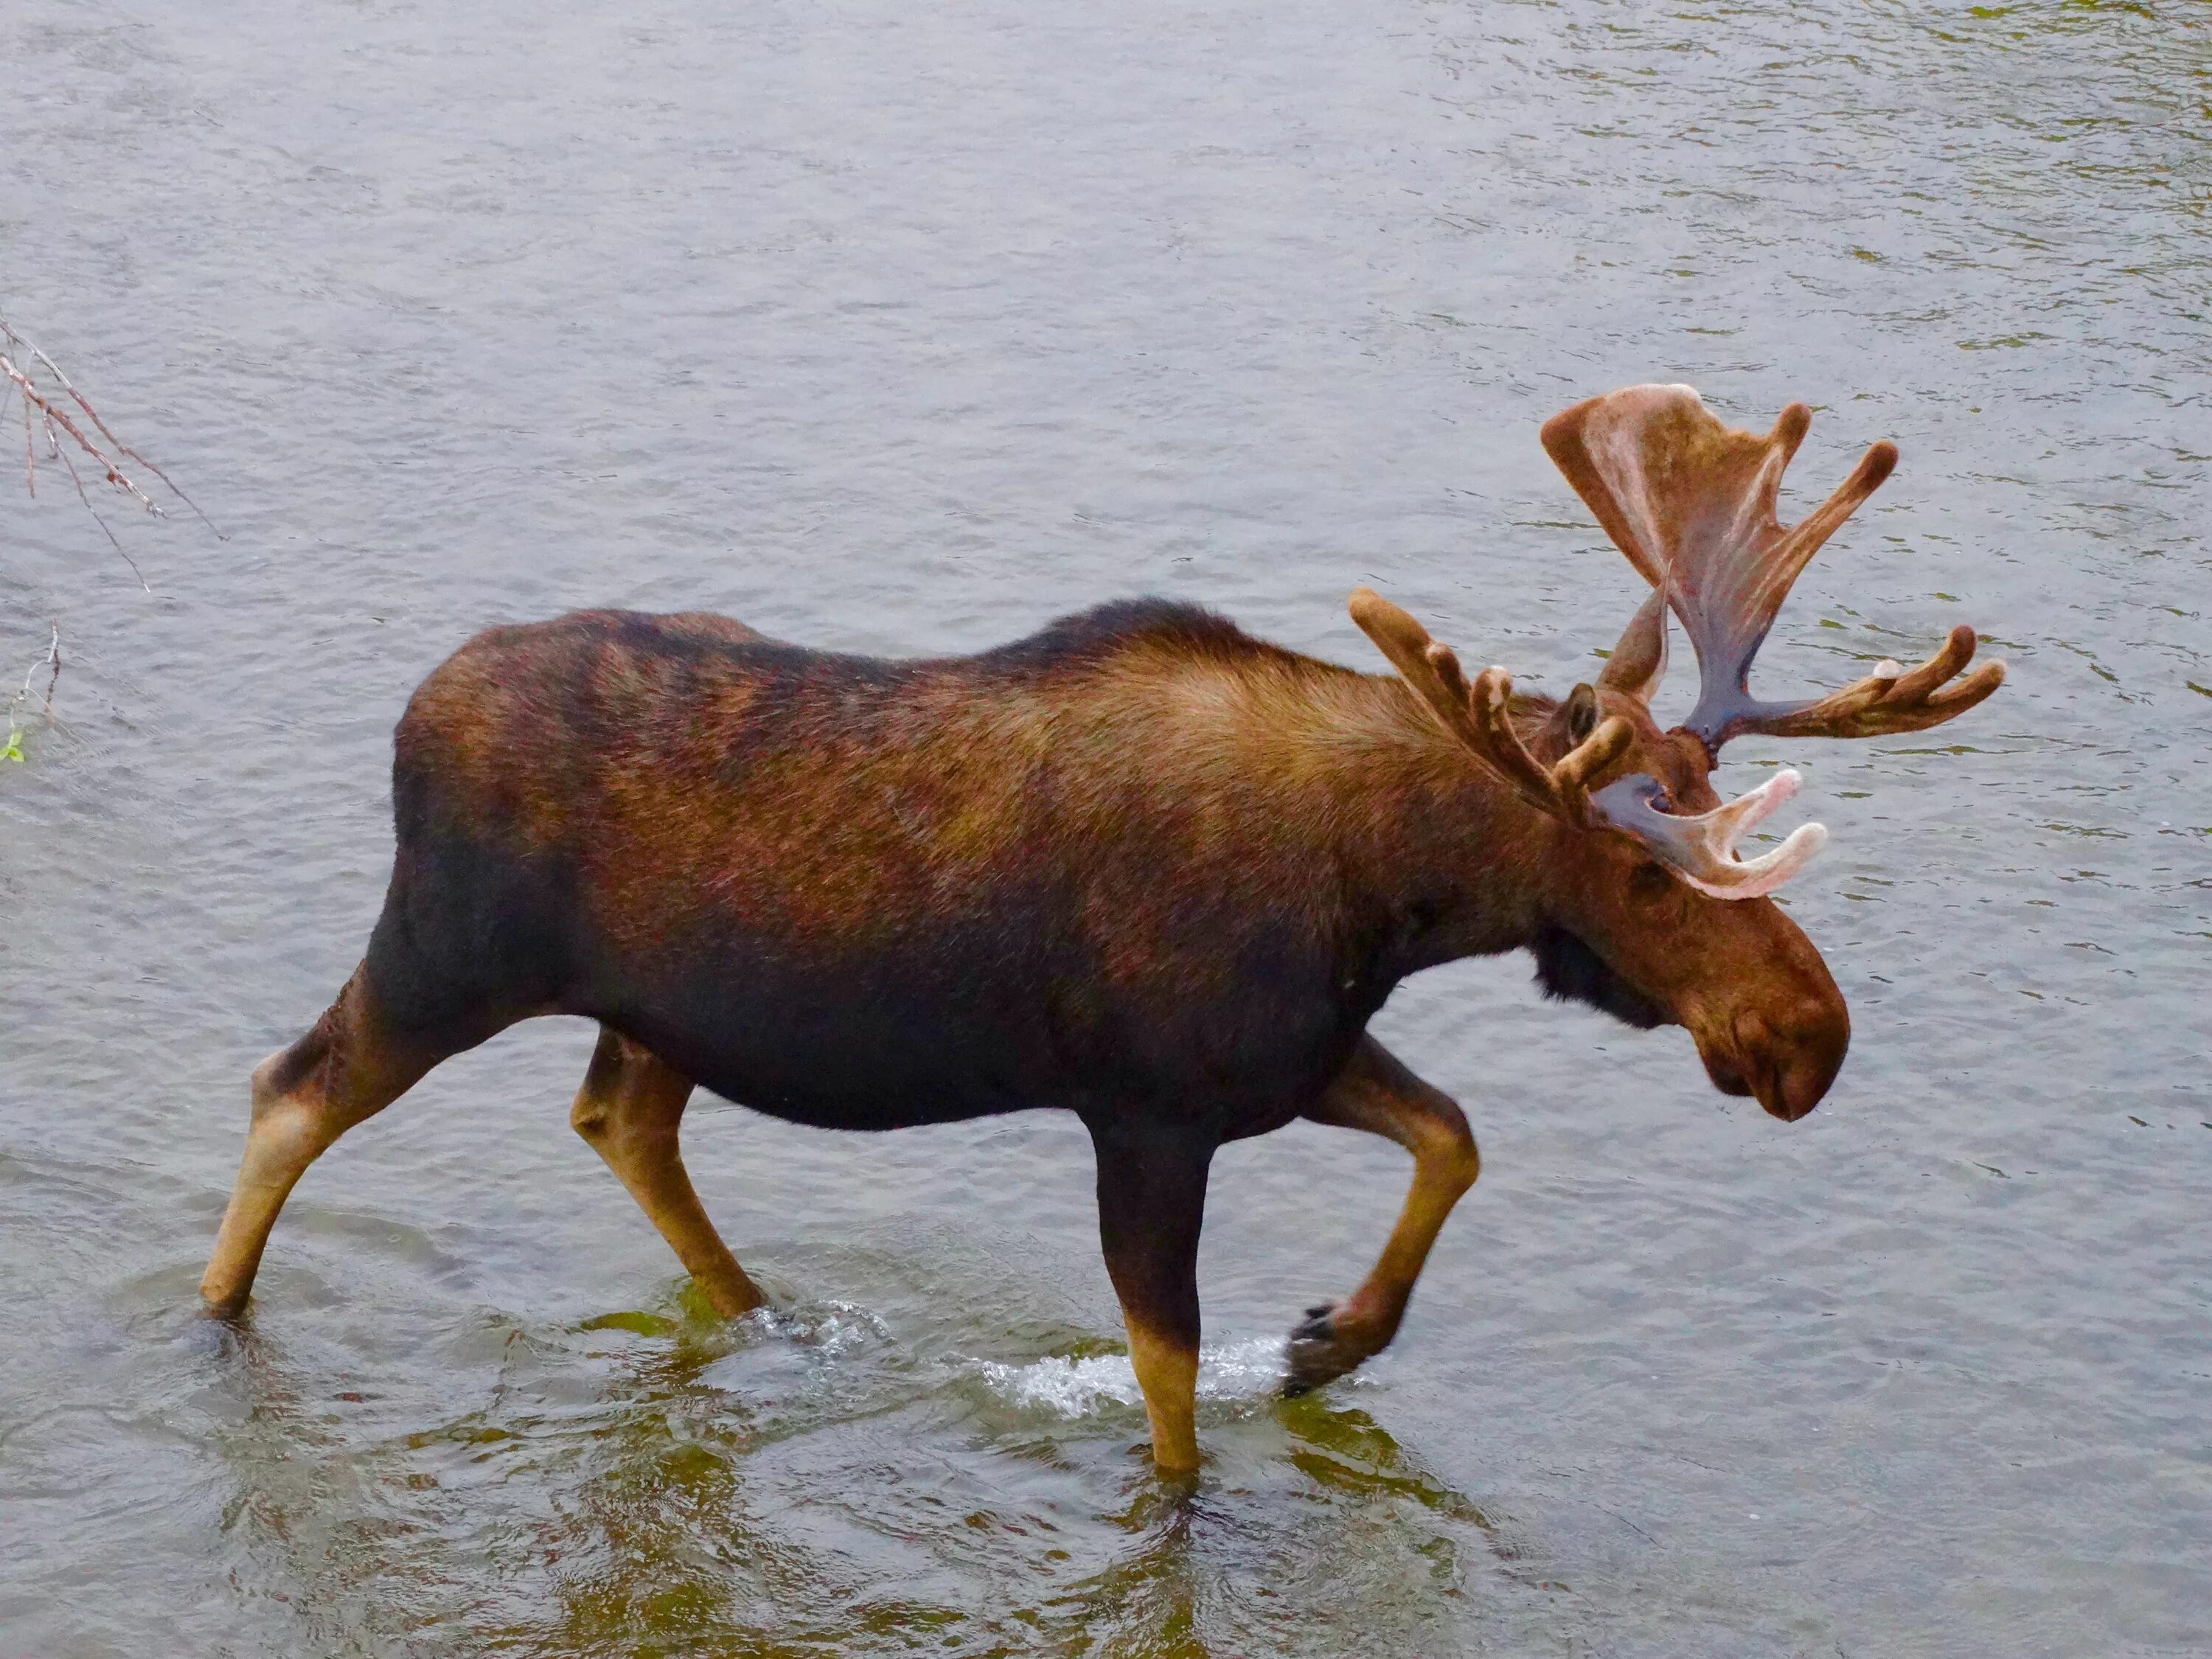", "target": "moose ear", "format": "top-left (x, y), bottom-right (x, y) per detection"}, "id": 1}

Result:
top-left (1563, 683), bottom-right (1599, 745)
